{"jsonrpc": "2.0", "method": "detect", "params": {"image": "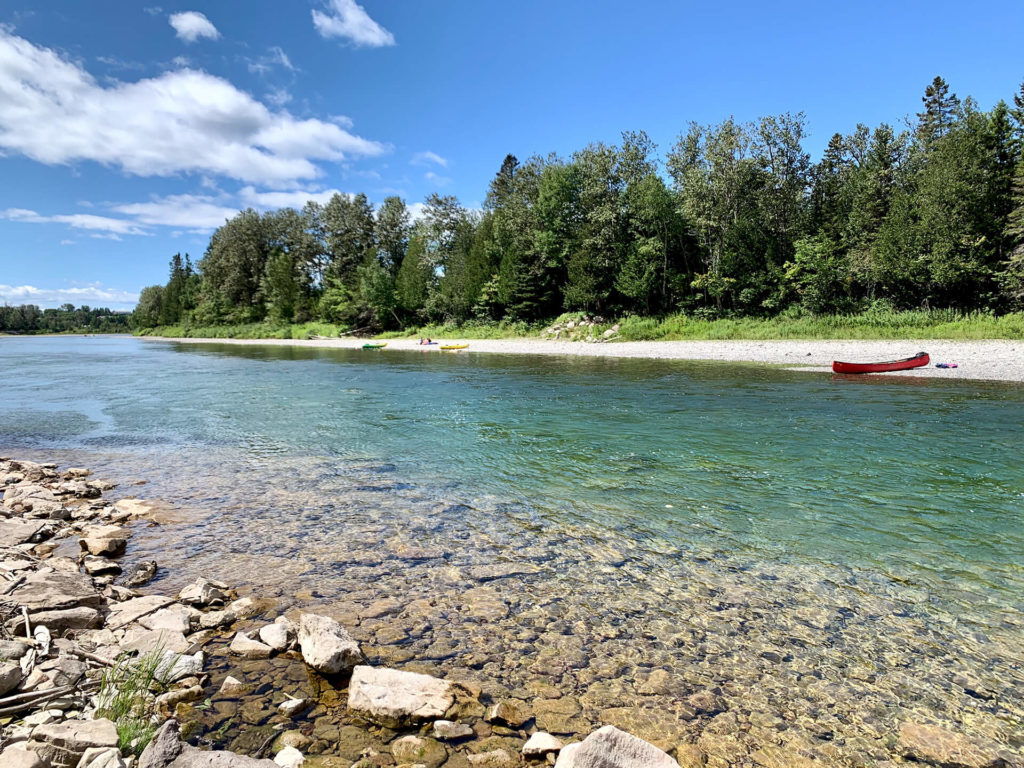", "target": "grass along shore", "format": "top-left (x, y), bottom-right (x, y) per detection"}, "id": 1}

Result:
top-left (136, 308), bottom-right (1024, 342)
